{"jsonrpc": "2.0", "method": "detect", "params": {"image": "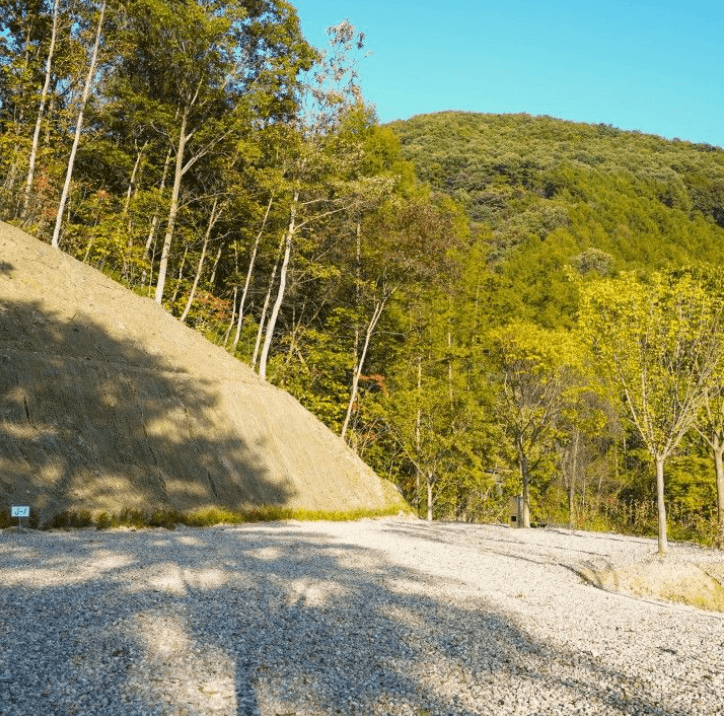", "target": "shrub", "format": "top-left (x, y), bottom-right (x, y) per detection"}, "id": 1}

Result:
top-left (96, 512), bottom-right (118, 530)
top-left (49, 510), bottom-right (93, 529)
top-left (148, 509), bottom-right (182, 529)
top-left (117, 508), bottom-right (147, 528)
